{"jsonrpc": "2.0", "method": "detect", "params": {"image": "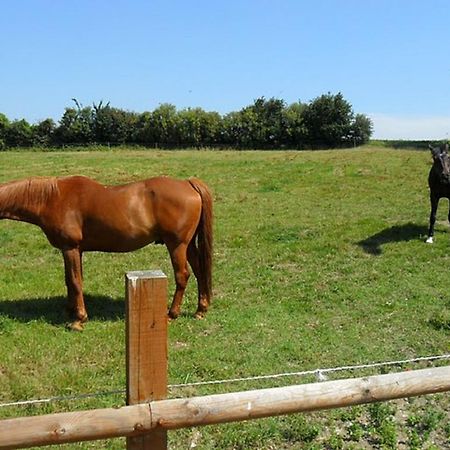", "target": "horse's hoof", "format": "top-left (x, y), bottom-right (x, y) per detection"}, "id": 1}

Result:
top-left (168, 310), bottom-right (179, 320)
top-left (194, 312), bottom-right (205, 320)
top-left (67, 321), bottom-right (84, 332)
top-left (426, 236), bottom-right (434, 244)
